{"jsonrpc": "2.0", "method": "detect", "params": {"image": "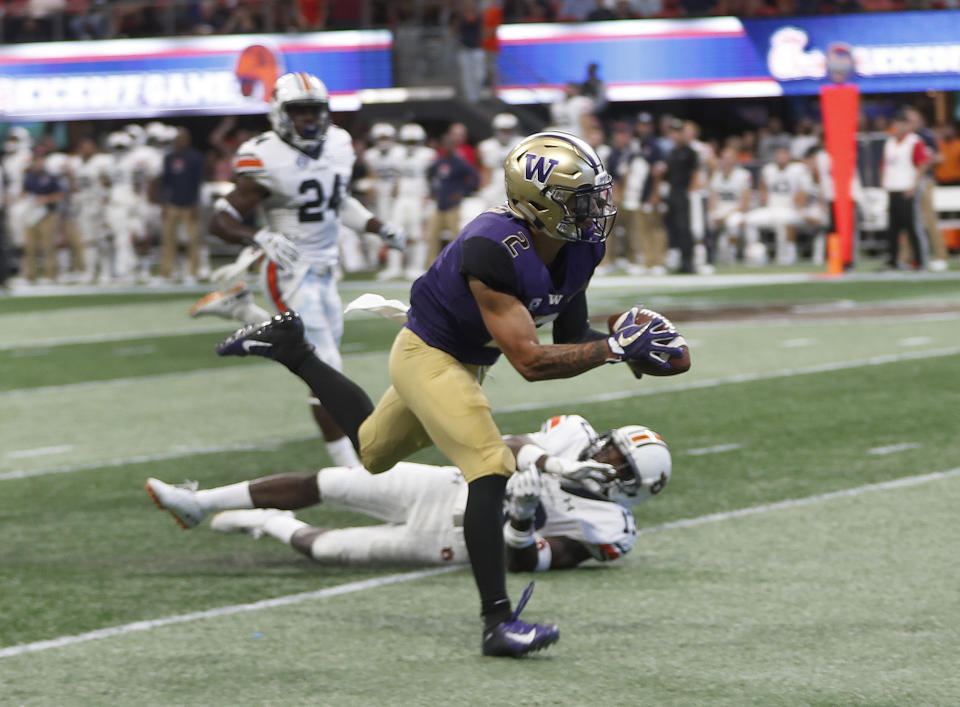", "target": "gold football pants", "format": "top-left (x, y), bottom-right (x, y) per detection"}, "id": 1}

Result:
top-left (358, 327), bottom-right (515, 482)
